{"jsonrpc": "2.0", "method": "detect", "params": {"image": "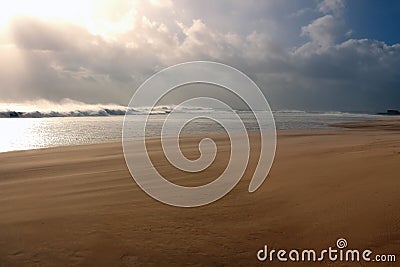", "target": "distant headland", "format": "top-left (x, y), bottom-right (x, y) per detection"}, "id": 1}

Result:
top-left (377, 109), bottom-right (400, 115)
